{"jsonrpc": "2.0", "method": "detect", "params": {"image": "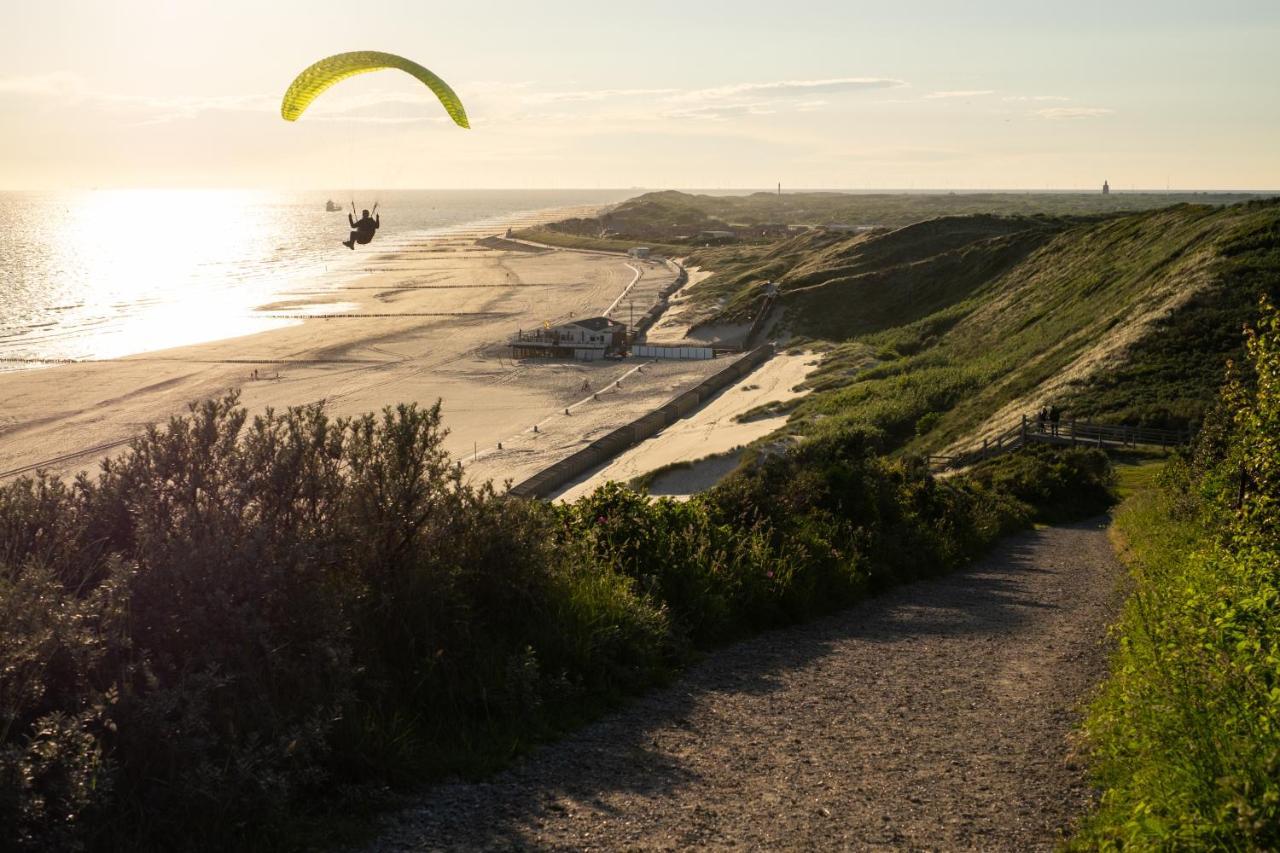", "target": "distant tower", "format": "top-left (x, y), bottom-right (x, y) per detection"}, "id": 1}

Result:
top-left (1102, 180), bottom-right (1110, 195)
top-left (777, 182), bottom-right (782, 197)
